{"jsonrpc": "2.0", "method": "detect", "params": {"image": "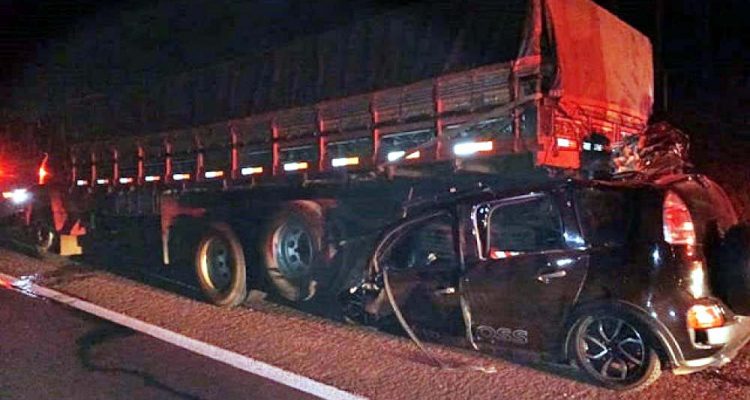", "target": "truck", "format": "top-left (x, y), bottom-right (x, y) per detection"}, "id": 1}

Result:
top-left (2, 0), bottom-right (655, 305)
